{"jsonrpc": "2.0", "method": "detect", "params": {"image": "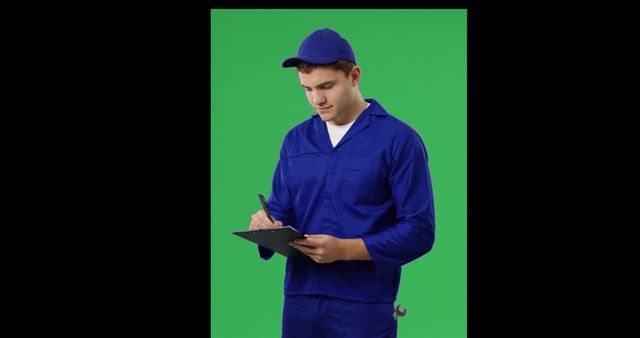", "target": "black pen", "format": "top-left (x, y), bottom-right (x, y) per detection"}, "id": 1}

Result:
top-left (258, 193), bottom-right (275, 224)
